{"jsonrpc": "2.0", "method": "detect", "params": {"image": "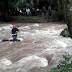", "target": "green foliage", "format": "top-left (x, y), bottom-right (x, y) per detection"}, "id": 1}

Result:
top-left (8, 0), bottom-right (34, 10)
top-left (60, 28), bottom-right (70, 37)
top-left (39, 0), bottom-right (60, 5)
top-left (8, 0), bottom-right (61, 10)
top-left (50, 52), bottom-right (72, 72)
top-left (69, 0), bottom-right (72, 2)
top-left (12, 16), bottom-right (44, 23)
